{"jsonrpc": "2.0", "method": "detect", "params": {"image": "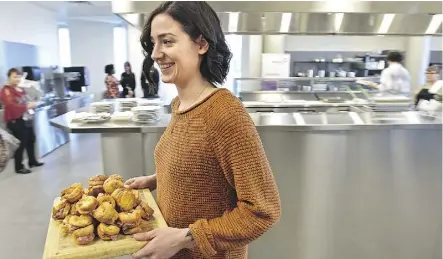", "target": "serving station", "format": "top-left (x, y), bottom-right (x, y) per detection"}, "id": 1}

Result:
top-left (50, 95), bottom-right (441, 259)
